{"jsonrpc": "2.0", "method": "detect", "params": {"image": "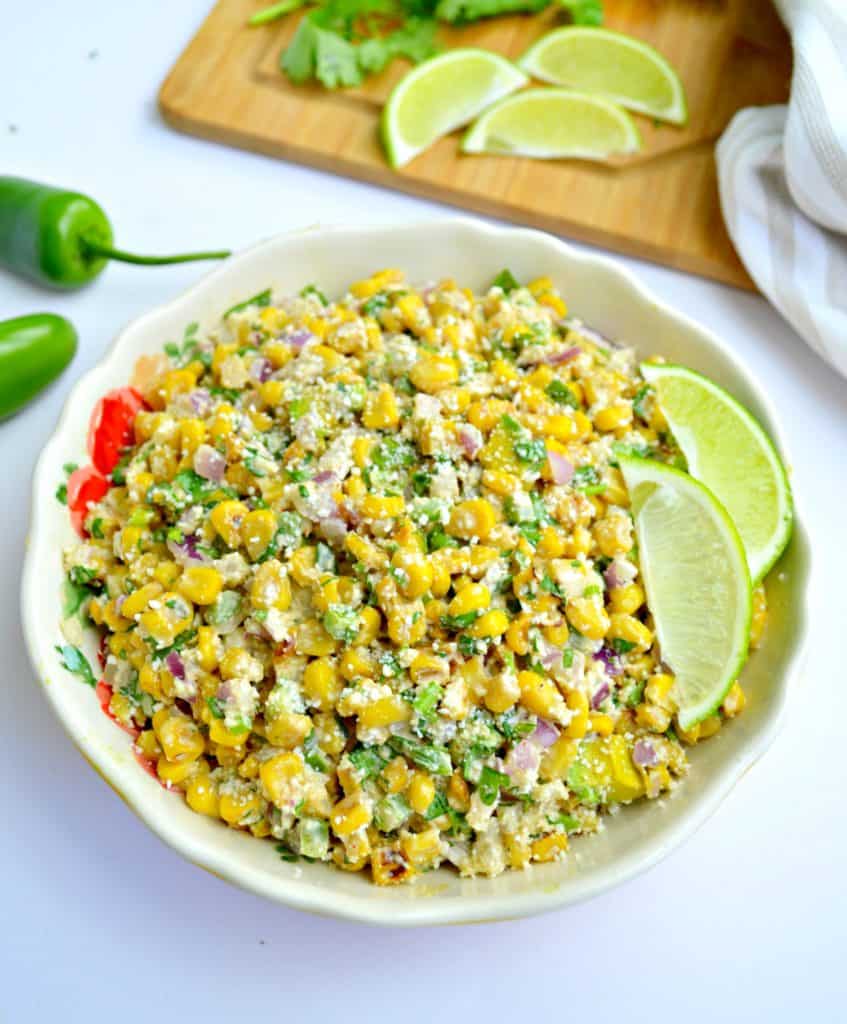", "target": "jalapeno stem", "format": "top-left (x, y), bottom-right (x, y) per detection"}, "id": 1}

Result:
top-left (80, 237), bottom-right (231, 266)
